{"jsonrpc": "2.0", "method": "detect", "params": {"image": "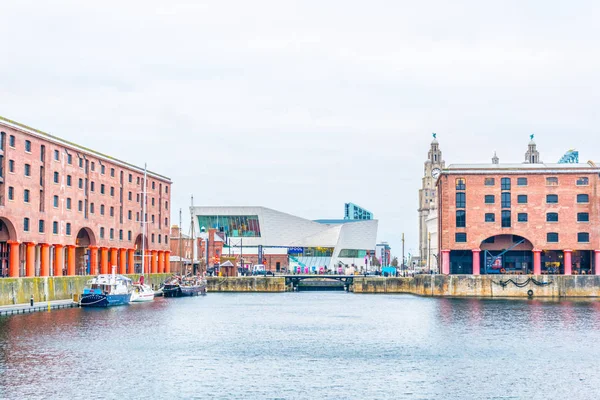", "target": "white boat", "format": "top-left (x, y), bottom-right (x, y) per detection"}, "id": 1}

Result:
top-left (130, 281), bottom-right (155, 302)
top-left (130, 163), bottom-right (154, 303)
